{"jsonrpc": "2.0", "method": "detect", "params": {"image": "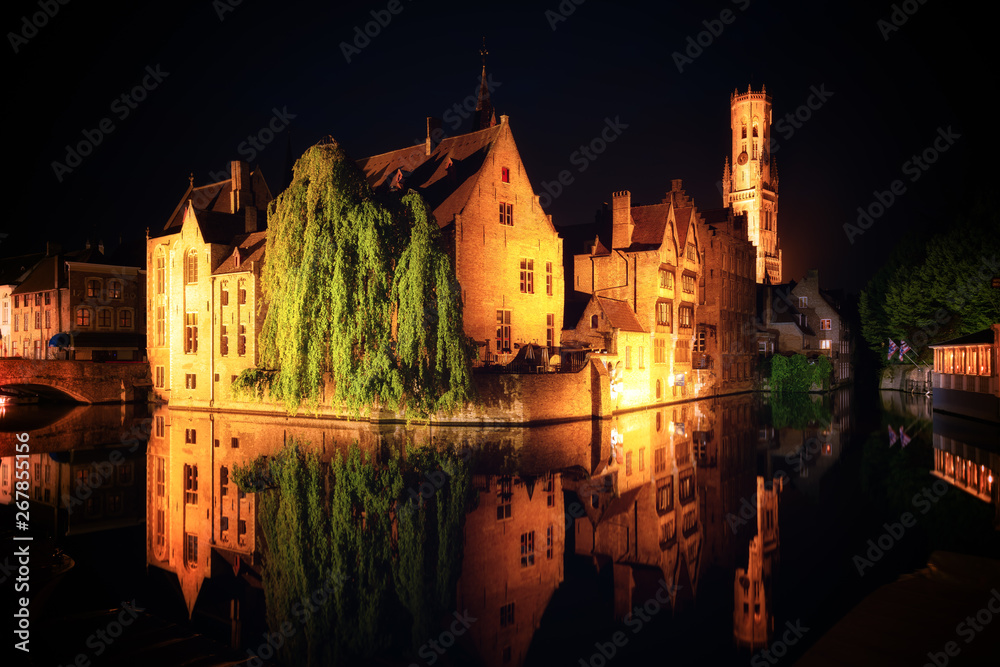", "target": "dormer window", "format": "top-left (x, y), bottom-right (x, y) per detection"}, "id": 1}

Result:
top-left (501, 167), bottom-right (510, 183)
